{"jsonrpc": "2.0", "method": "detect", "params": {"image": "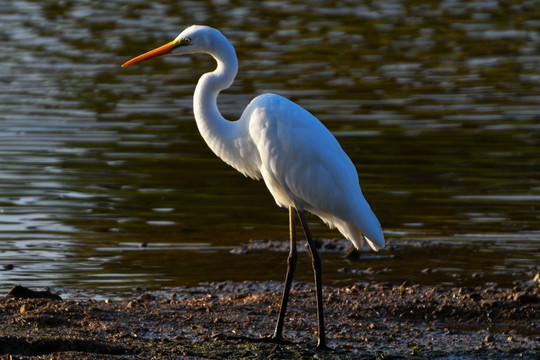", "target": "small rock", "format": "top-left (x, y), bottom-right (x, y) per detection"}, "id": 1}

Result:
top-left (137, 293), bottom-right (154, 302)
top-left (229, 247), bottom-right (249, 255)
top-left (513, 291), bottom-right (538, 304)
top-left (399, 280), bottom-right (417, 289)
top-left (20, 304), bottom-right (32, 313)
top-left (346, 284), bottom-right (365, 293)
top-left (376, 282), bottom-right (393, 289)
top-left (7, 285), bottom-right (62, 301)
top-left (465, 292), bottom-right (482, 301)
top-left (481, 299), bottom-right (499, 308)
top-left (365, 267), bottom-right (377, 275)
top-left (3, 264), bottom-right (14, 270)
top-left (324, 241), bottom-right (336, 250)
top-left (484, 334), bottom-right (494, 343)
